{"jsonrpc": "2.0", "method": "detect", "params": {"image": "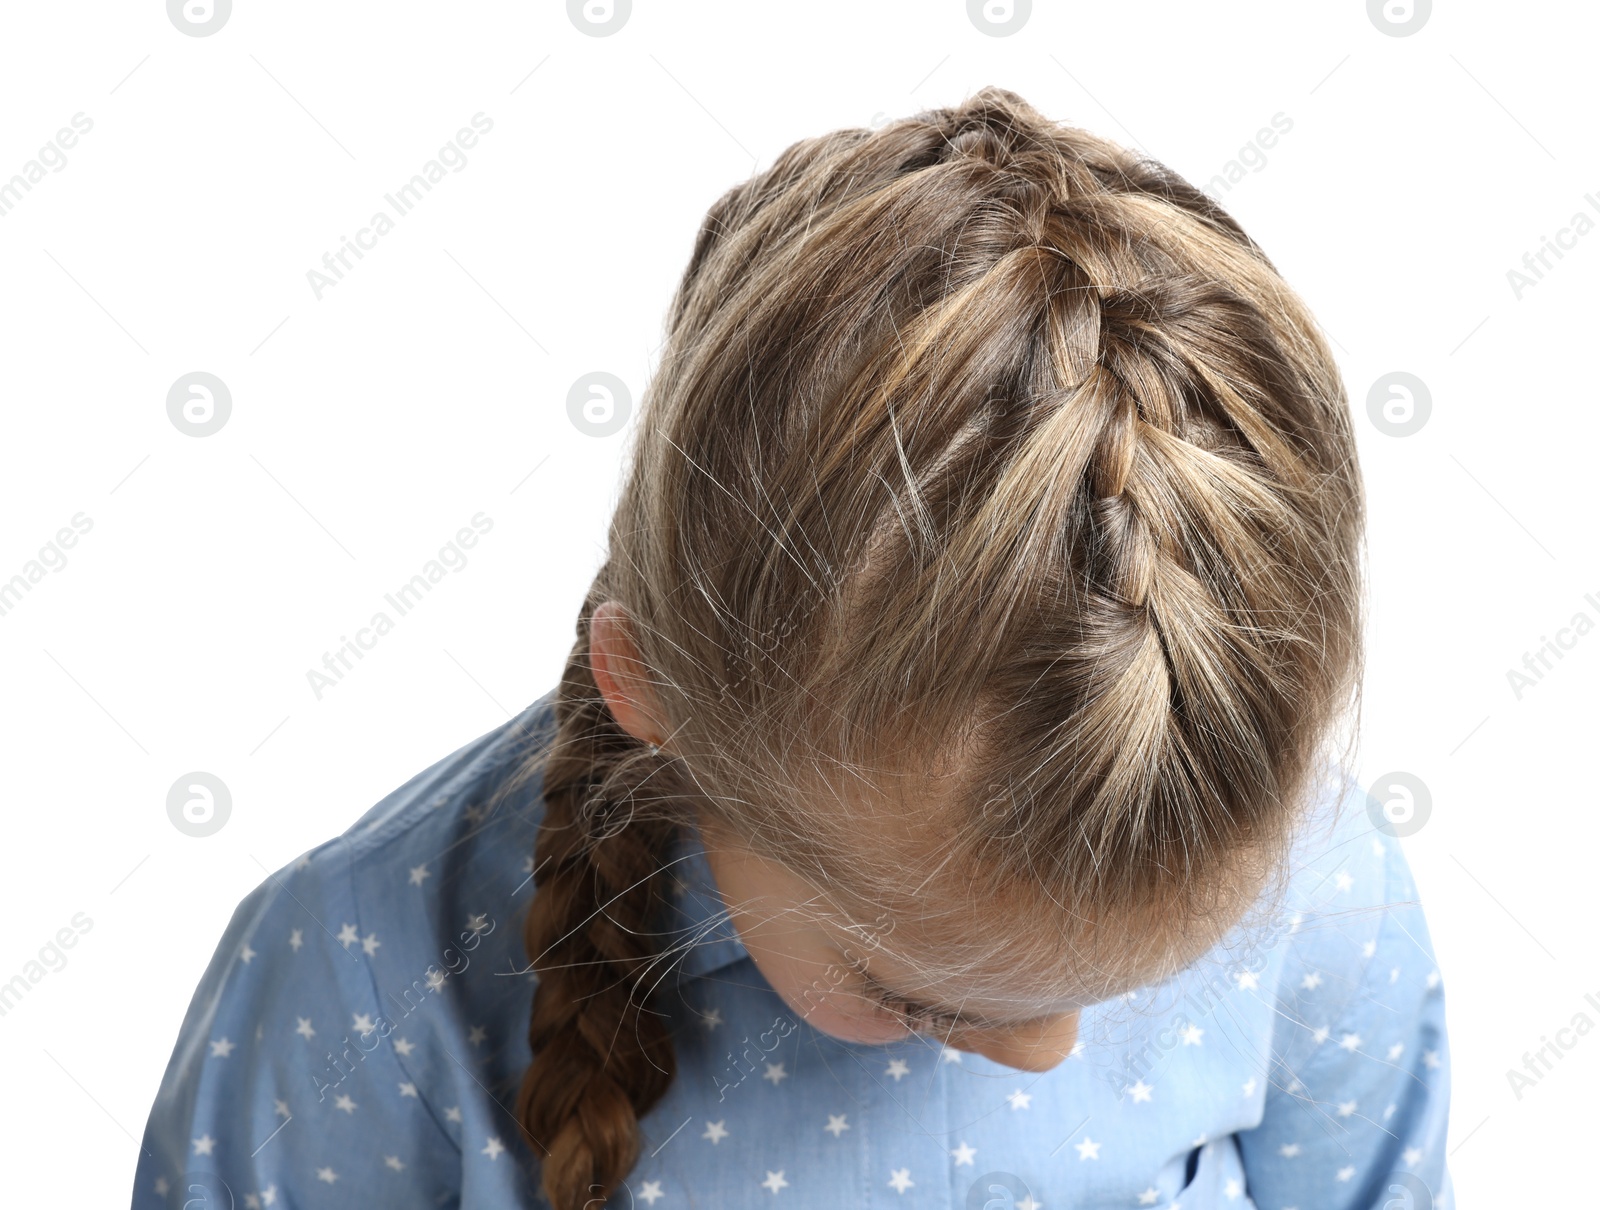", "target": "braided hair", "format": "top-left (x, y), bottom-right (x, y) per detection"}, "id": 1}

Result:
top-left (508, 85), bottom-right (1365, 1208)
